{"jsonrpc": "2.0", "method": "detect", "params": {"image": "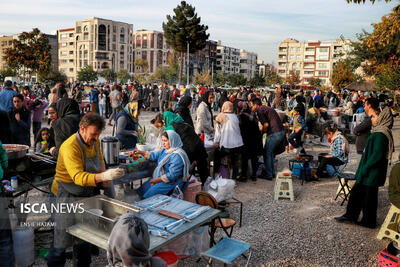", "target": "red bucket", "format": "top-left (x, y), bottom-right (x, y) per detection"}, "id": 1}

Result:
top-left (153, 251), bottom-right (179, 267)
